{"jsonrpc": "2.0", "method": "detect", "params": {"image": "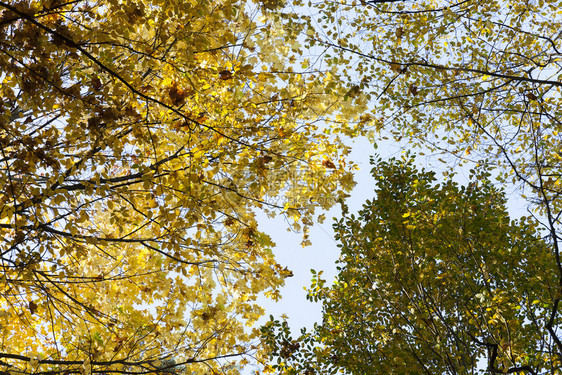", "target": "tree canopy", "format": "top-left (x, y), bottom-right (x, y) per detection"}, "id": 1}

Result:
top-left (0, 0), bottom-right (366, 374)
top-left (263, 157), bottom-right (559, 374)
top-left (260, 1), bottom-right (562, 372)
top-left (294, 0), bottom-right (562, 215)
top-left (4, 0), bottom-right (562, 373)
